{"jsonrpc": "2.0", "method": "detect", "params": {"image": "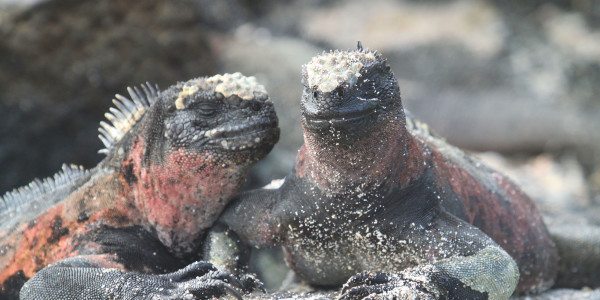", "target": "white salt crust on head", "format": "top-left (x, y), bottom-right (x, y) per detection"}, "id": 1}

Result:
top-left (305, 50), bottom-right (378, 93)
top-left (175, 72), bottom-right (267, 109)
